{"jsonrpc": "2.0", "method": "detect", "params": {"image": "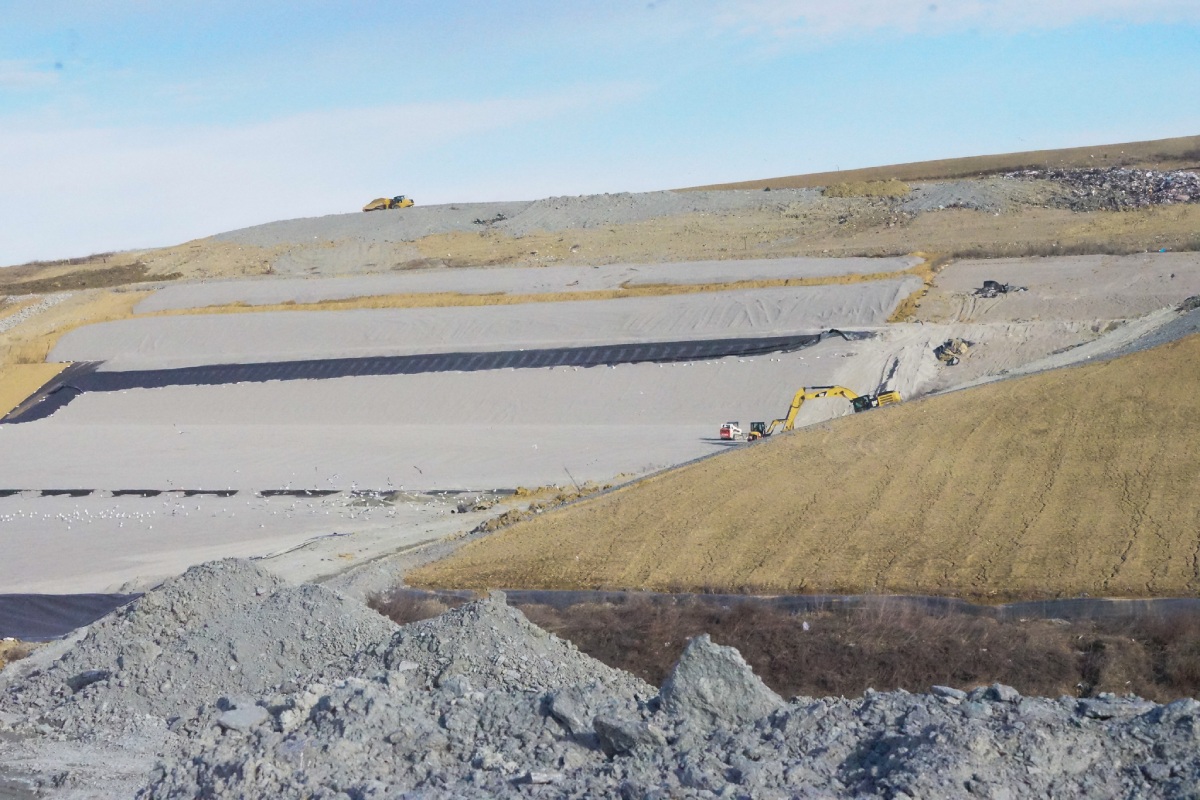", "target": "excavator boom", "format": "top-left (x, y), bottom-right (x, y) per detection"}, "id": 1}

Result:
top-left (746, 385), bottom-right (901, 440)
